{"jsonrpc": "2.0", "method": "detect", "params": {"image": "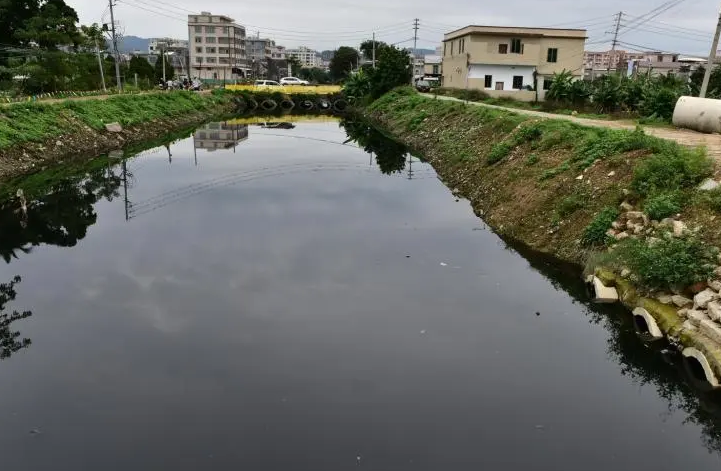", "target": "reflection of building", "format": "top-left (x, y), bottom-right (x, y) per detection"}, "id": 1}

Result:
top-left (193, 122), bottom-right (249, 151)
top-left (187, 11), bottom-right (247, 81)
